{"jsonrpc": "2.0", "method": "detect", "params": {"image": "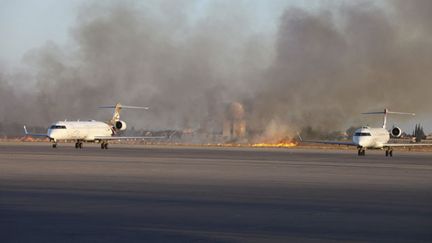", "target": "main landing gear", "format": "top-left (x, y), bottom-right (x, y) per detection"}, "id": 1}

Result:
top-left (358, 147), bottom-right (394, 157)
top-left (101, 141), bottom-right (109, 149)
top-left (385, 147), bottom-right (393, 157)
top-left (75, 141), bottom-right (83, 149)
top-left (52, 143), bottom-right (57, 148)
top-left (357, 147), bottom-right (366, 156)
